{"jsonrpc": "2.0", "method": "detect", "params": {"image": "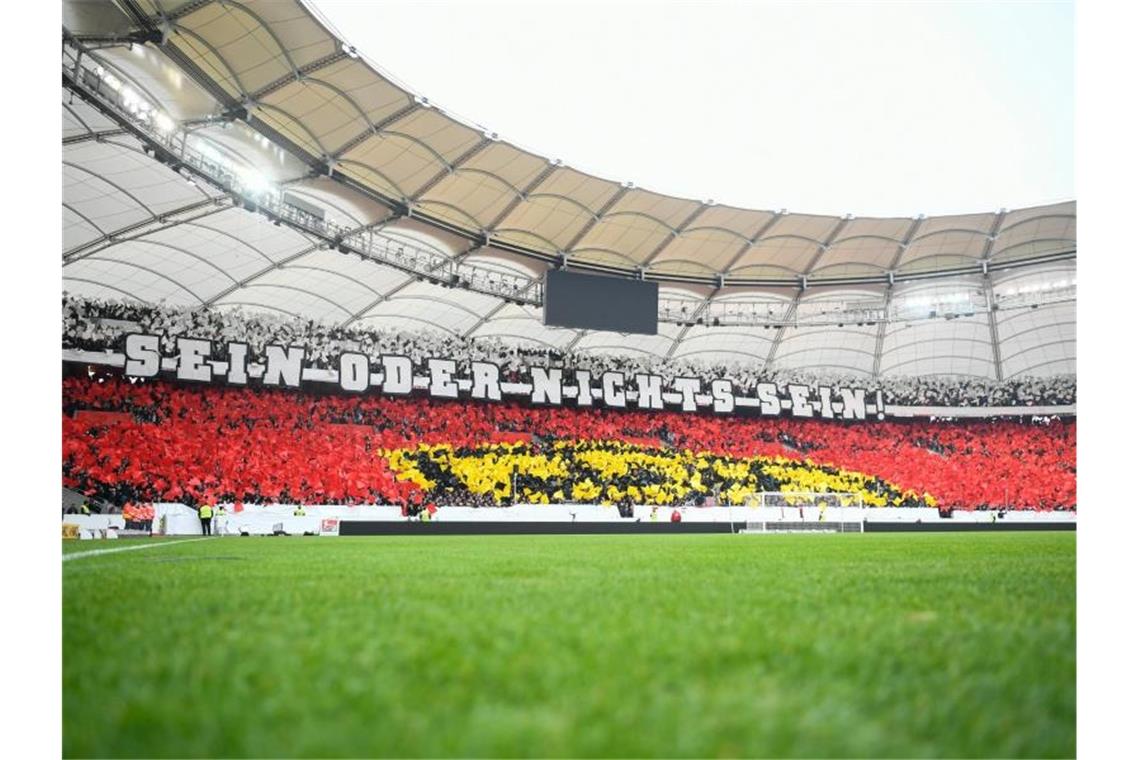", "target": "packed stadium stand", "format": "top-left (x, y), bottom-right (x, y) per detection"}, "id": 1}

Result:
top-left (63, 369), bottom-right (1075, 512)
top-left (61, 0), bottom-right (1076, 517)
